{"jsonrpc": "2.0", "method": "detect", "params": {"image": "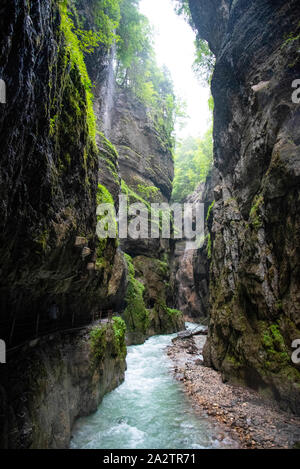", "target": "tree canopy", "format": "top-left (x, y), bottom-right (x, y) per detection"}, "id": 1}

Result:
top-left (172, 0), bottom-right (215, 85)
top-left (115, 0), bottom-right (183, 148)
top-left (172, 128), bottom-right (213, 202)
